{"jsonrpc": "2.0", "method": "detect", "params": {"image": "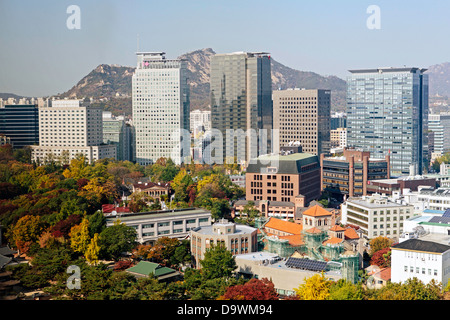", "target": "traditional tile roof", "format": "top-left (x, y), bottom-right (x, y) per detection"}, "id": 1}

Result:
top-left (303, 205), bottom-right (332, 217)
top-left (102, 204), bottom-right (131, 214)
top-left (264, 217), bottom-right (303, 235)
top-left (126, 261), bottom-right (179, 279)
